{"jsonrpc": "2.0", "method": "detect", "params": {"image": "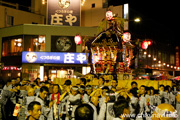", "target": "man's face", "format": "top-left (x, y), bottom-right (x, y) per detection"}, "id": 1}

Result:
top-left (140, 87), bottom-right (146, 95)
top-left (159, 86), bottom-right (164, 91)
top-left (28, 89), bottom-right (35, 96)
top-left (11, 80), bottom-right (16, 86)
top-left (86, 89), bottom-right (92, 95)
top-left (39, 91), bottom-right (48, 100)
top-left (112, 80), bottom-right (117, 87)
top-left (16, 78), bottom-right (21, 83)
top-left (71, 89), bottom-right (78, 96)
top-left (79, 89), bottom-right (84, 94)
top-left (53, 86), bottom-right (59, 94)
top-left (29, 105), bottom-right (41, 120)
top-left (132, 83), bottom-right (137, 88)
